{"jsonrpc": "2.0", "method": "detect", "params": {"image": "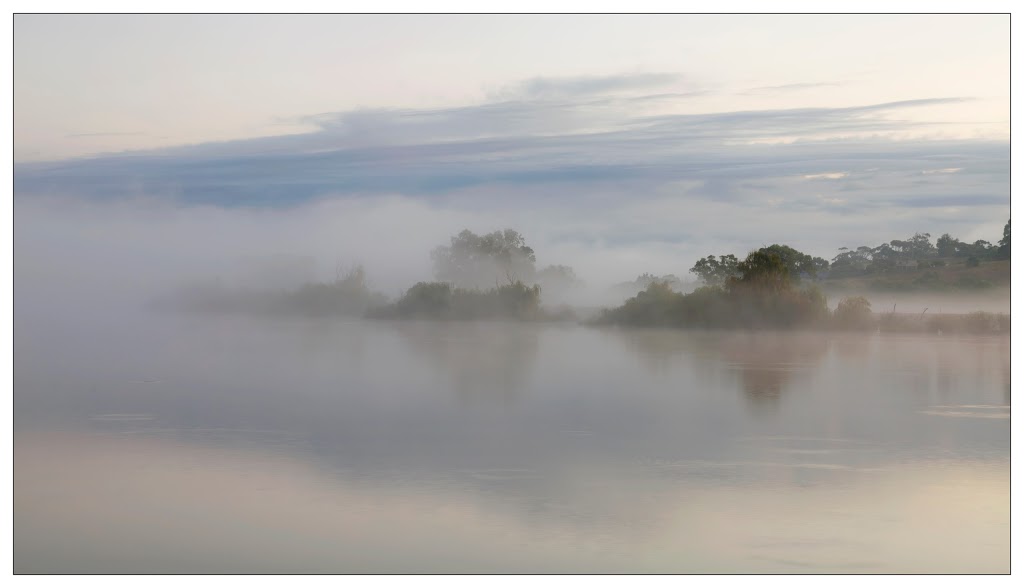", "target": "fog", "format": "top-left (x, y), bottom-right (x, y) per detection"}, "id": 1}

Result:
top-left (826, 288), bottom-right (1009, 315)
top-left (14, 187), bottom-right (1011, 573)
top-left (16, 192), bottom-right (1010, 323)
top-left (13, 12), bottom-right (1011, 573)
top-left (13, 192), bottom-right (709, 314)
